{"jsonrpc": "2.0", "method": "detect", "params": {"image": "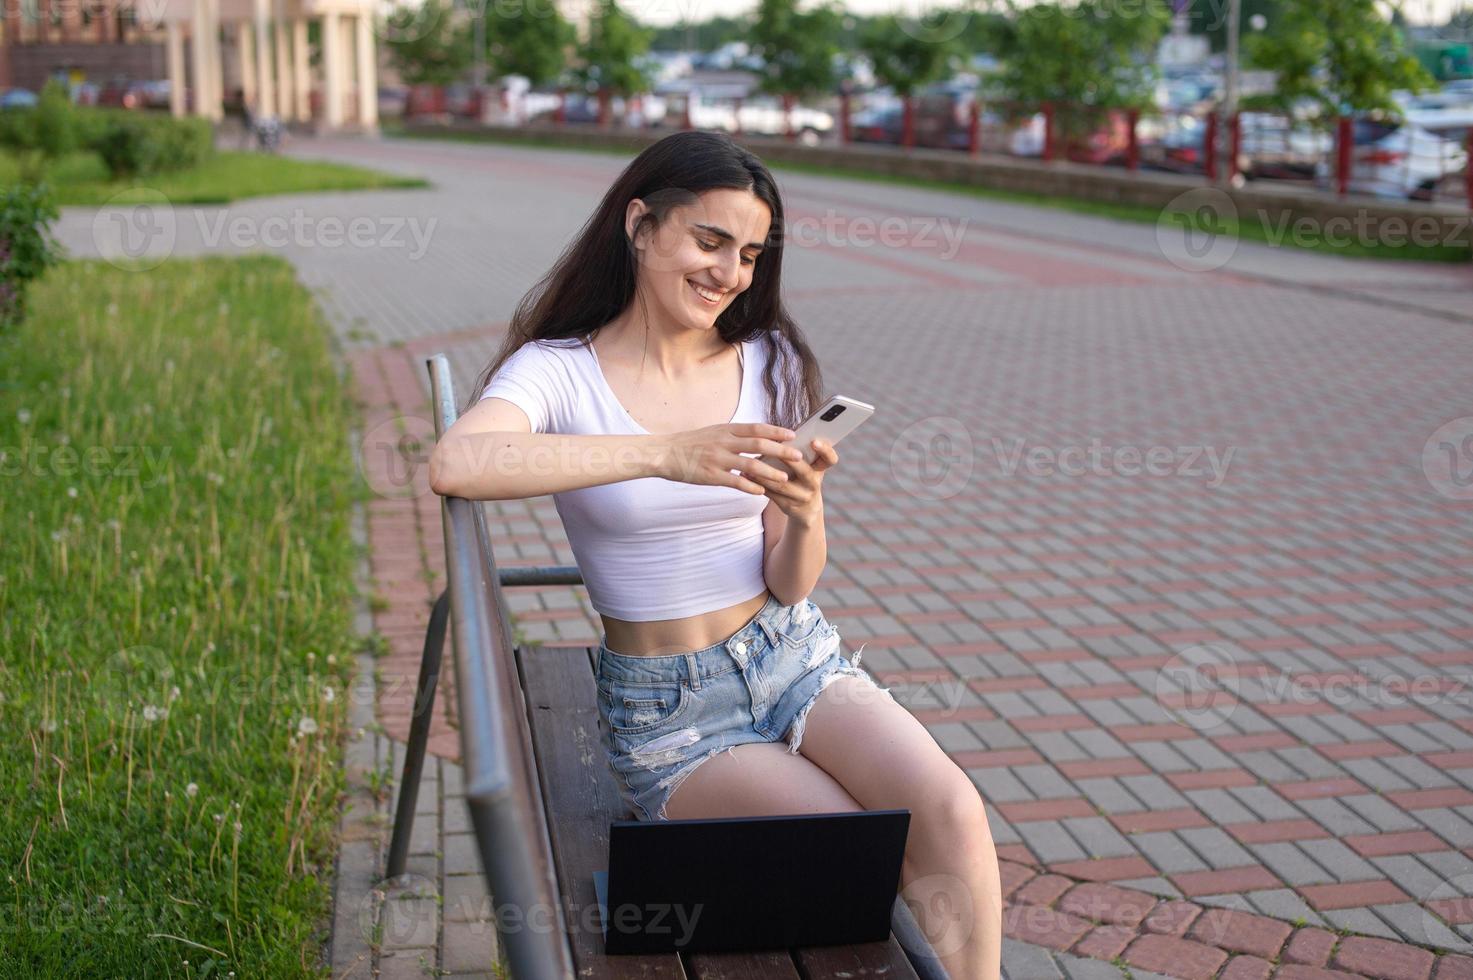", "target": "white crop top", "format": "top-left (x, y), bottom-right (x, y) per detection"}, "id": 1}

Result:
top-left (478, 334), bottom-right (787, 621)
